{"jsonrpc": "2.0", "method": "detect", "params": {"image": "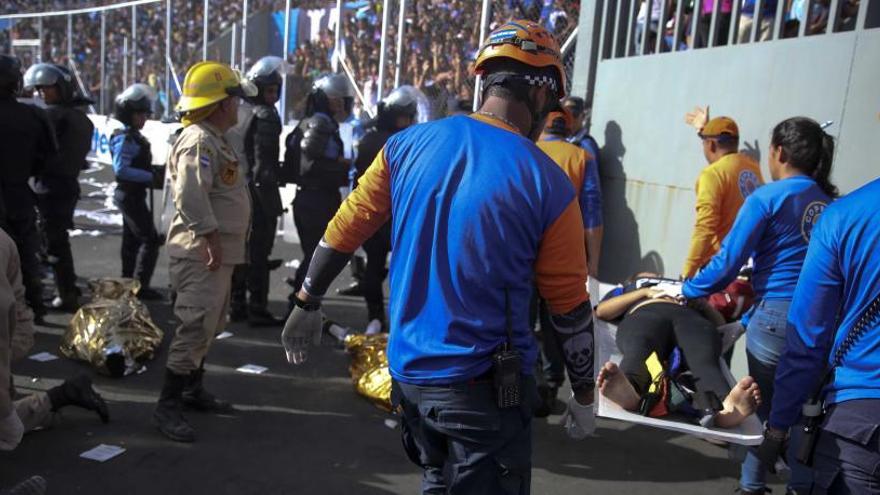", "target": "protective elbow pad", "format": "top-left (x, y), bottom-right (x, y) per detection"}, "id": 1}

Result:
top-left (301, 240), bottom-right (352, 298)
top-left (550, 300), bottom-right (596, 391)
